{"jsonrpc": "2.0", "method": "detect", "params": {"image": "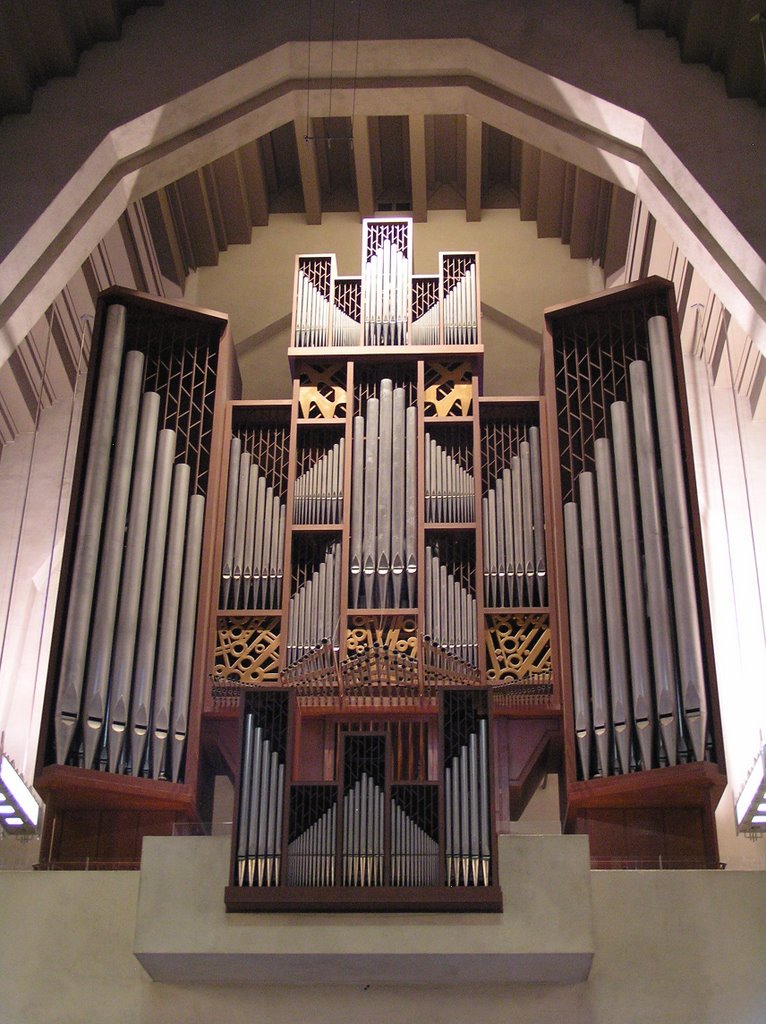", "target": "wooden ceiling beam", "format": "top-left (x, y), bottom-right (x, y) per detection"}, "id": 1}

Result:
top-left (294, 122), bottom-right (322, 225)
top-left (519, 143), bottom-right (541, 221)
top-left (210, 151), bottom-right (252, 245)
top-left (465, 115), bottom-right (482, 222)
top-left (408, 114), bottom-right (428, 222)
top-left (239, 139), bottom-right (270, 226)
top-left (352, 115), bottom-right (375, 219)
top-left (536, 151), bottom-right (566, 238)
